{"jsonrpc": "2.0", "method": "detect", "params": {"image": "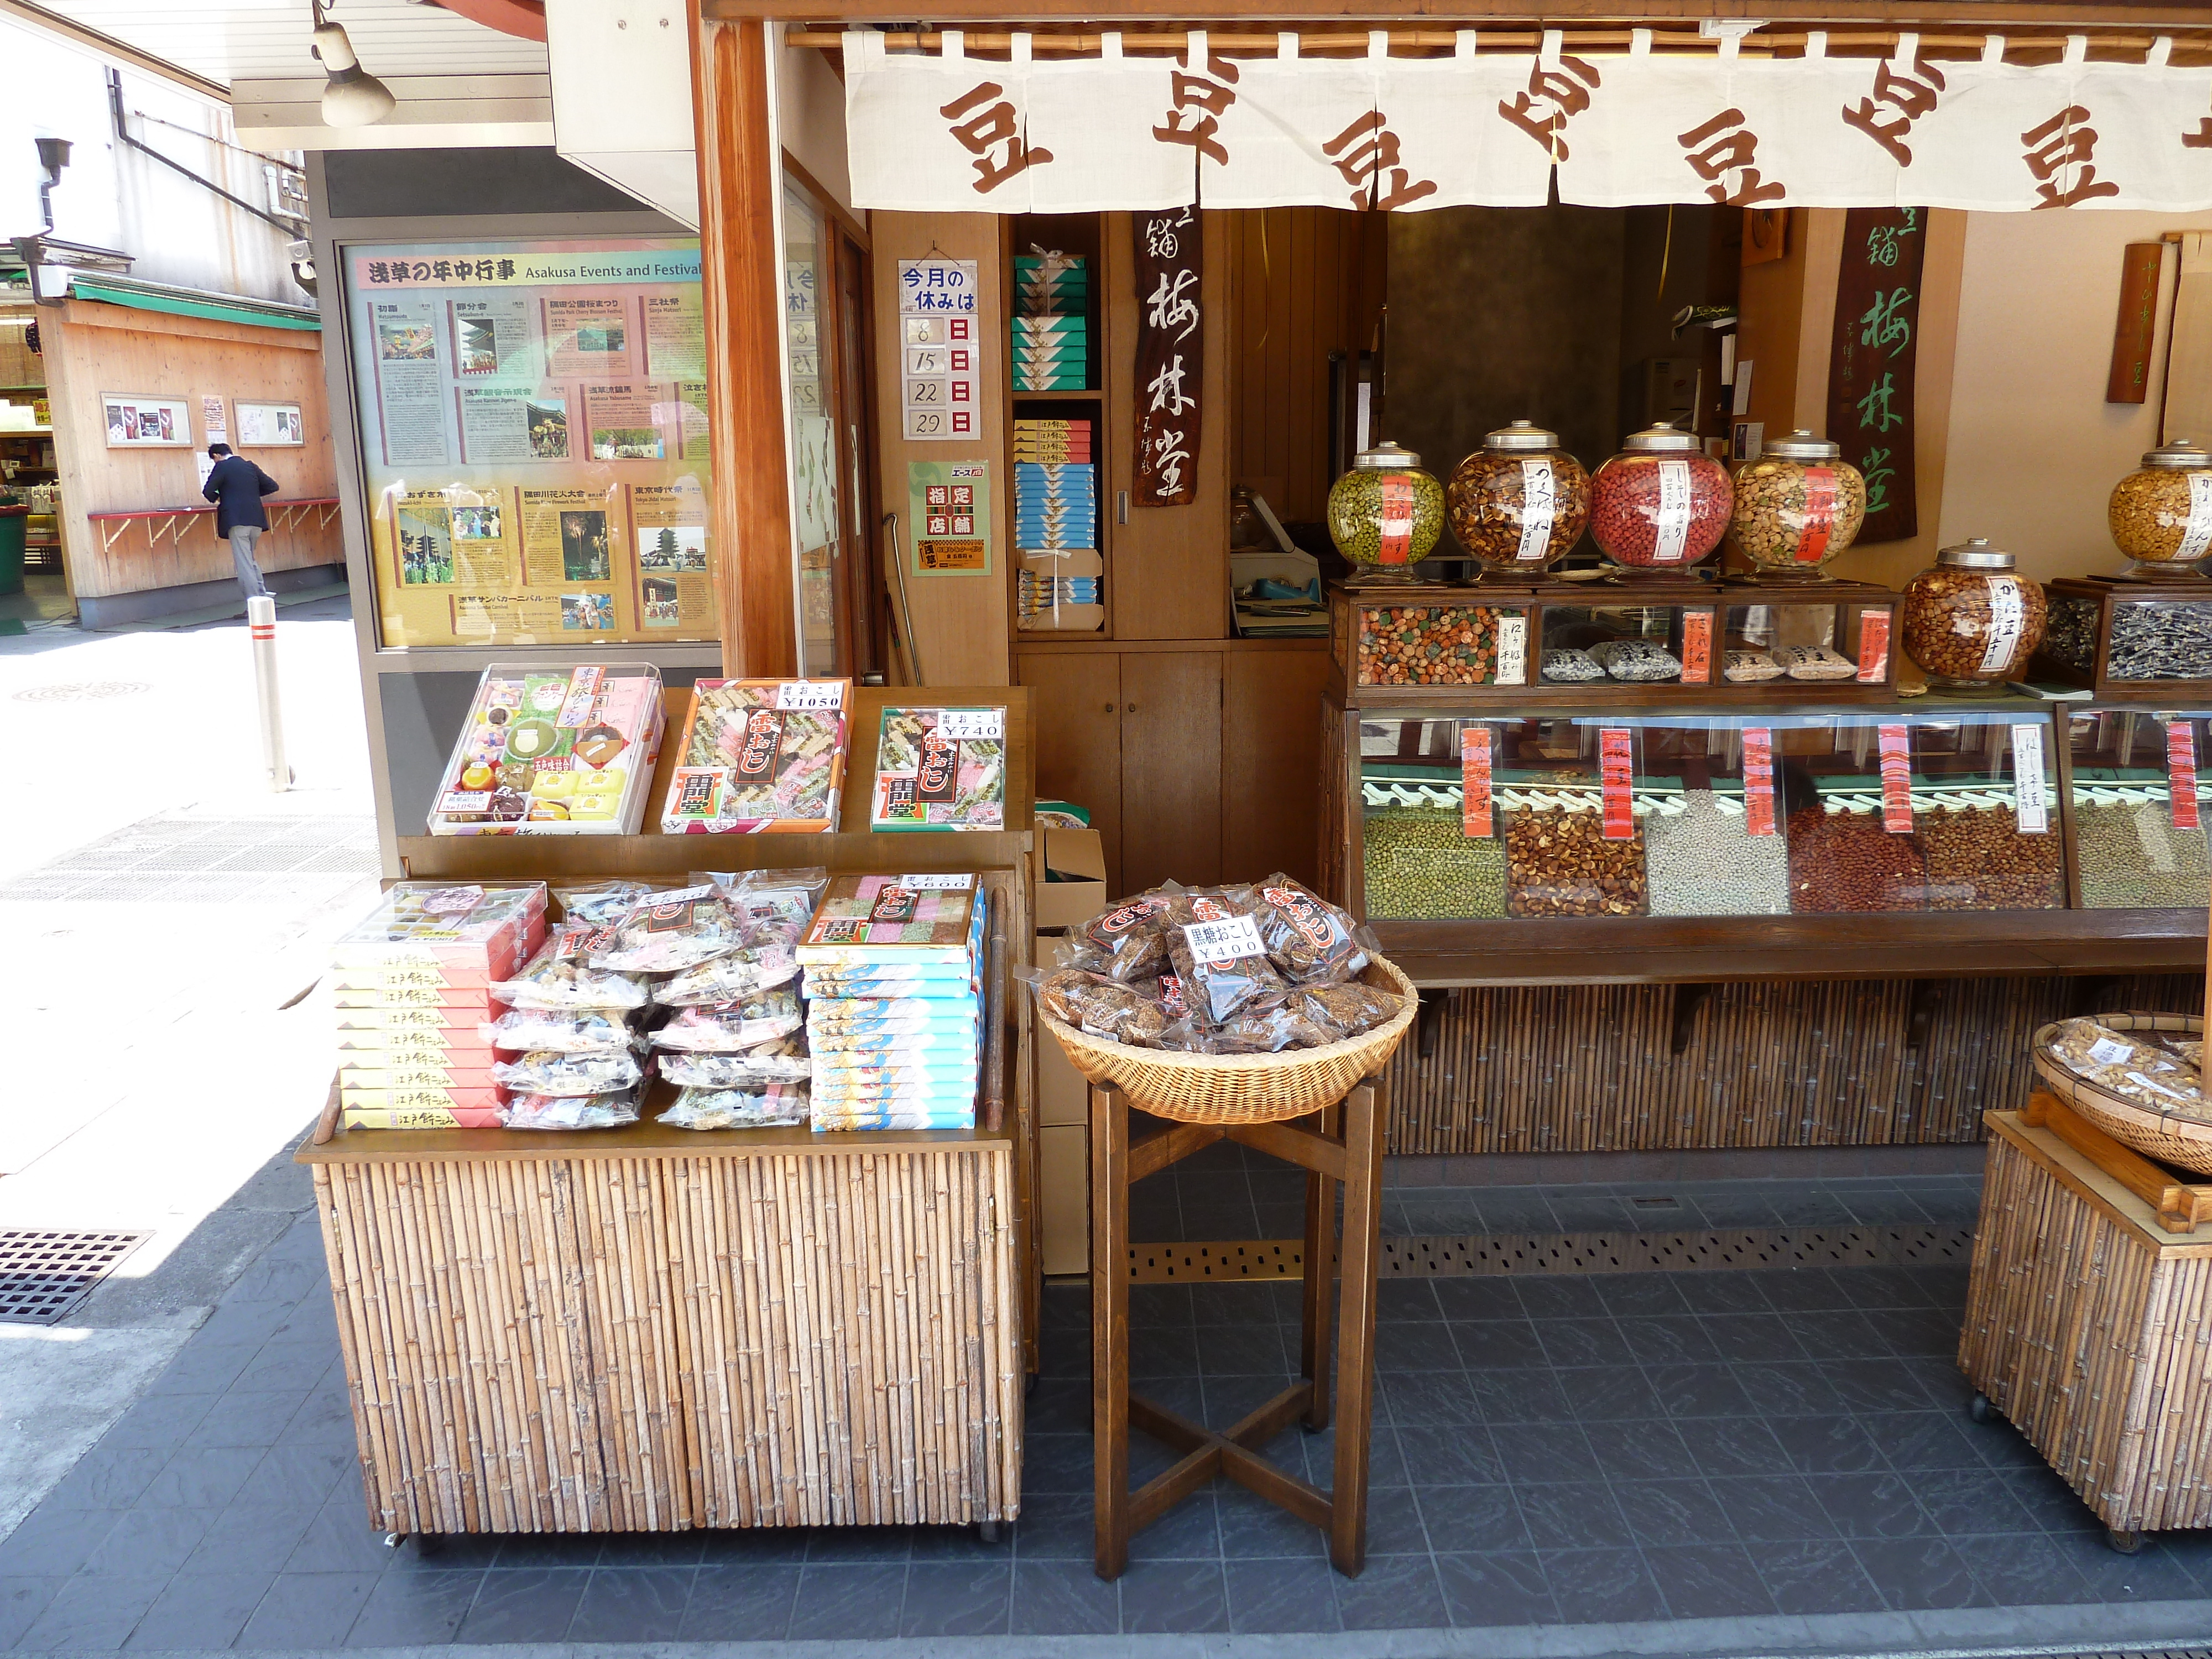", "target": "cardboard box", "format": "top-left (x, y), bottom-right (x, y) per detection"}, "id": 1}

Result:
top-left (1032, 828), bottom-right (1107, 930)
top-left (1040, 1123), bottom-right (1089, 1276)
top-left (1037, 1010), bottom-right (1088, 1127)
